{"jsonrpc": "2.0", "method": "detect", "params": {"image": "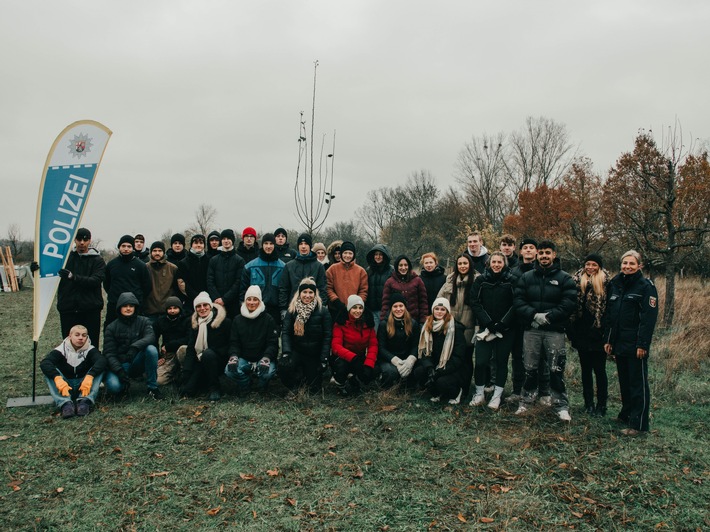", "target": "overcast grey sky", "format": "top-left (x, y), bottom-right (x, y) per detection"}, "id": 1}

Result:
top-left (2, 1), bottom-right (708, 251)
